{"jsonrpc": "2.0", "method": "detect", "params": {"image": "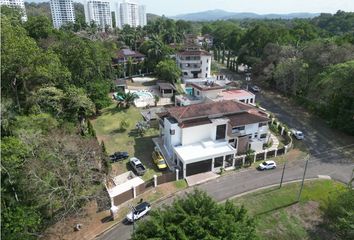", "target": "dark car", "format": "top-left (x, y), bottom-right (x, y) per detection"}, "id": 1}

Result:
top-left (110, 151), bottom-right (129, 162)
